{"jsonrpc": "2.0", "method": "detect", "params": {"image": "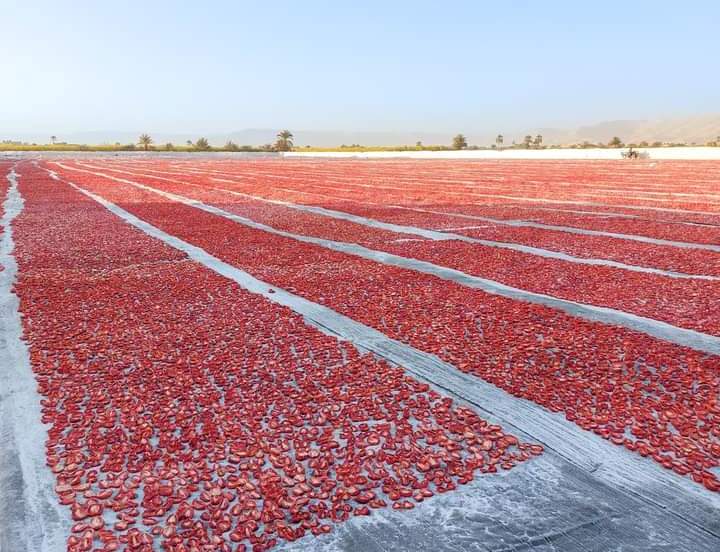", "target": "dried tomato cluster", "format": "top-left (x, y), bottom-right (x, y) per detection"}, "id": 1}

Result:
top-left (115, 156), bottom-right (720, 228)
top-left (48, 162), bottom-right (720, 493)
top-left (13, 165), bottom-right (538, 551)
top-left (59, 160), bottom-right (720, 336)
